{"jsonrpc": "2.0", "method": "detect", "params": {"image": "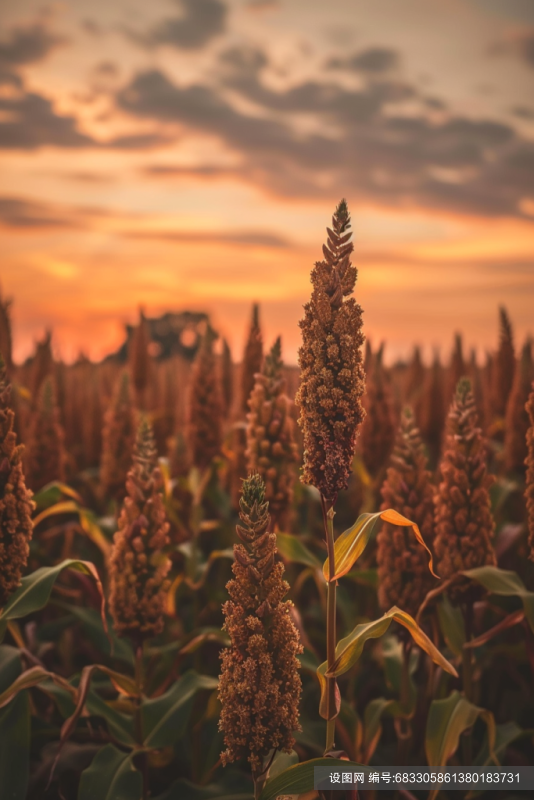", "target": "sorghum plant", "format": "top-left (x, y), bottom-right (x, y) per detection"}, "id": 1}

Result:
top-left (24, 376), bottom-right (66, 492)
top-left (296, 198), bottom-right (365, 749)
top-left (0, 356), bottom-right (34, 608)
top-left (526, 382), bottom-right (534, 561)
top-left (377, 407), bottom-right (435, 619)
top-left (420, 352), bottom-right (446, 466)
top-left (246, 337), bottom-right (299, 531)
top-left (240, 303), bottom-right (263, 416)
top-left (360, 344), bottom-right (396, 479)
top-left (218, 473), bottom-right (302, 798)
top-left (187, 328), bottom-right (223, 471)
top-left (109, 417), bottom-right (171, 643)
top-left (504, 339), bottom-right (533, 474)
top-left (221, 337), bottom-right (234, 418)
top-left (100, 371), bottom-right (137, 504)
top-left (129, 309), bottom-right (151, 409)
top-left (491, 306), bottom-right (515, 419)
